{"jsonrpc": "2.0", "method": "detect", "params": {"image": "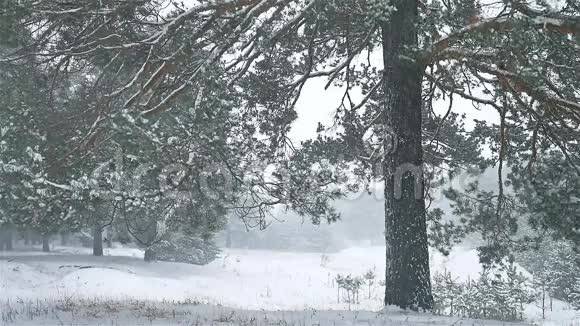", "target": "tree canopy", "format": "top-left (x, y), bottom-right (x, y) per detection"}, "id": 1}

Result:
top-left (1, 0), bottom-right (578, 310)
